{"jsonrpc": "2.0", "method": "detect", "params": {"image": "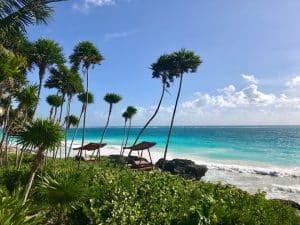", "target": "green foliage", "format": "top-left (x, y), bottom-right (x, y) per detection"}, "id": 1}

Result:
top-left (0, 189), bottom-right (42, 225)
top-left (16, 118), bottom-right (64, 151)
top-left (170, 48), bottom-right (202, 76)
top-left (126, 106), bottom-right (137, 119)
top-left (45, 65), bottom-right (84, 96)
top-left (0, 47), bottom-right (27, 82)
top-left (0, 167), bottom-right (30, 194)
top-left (104, 93), bottom-right (122, 104)
top-left (16, 84), bottom-right (38, 111)
top-left (78, 92), bottom-right (94, 104)
top-left (65, 114), bottom-right (79, 128)
top-left (69, 41), bottom-right (104, 71)
top-left (46, 94), bottom-right (63, 107)
top-left (0, 159), bottom-right (299, 225)
top-left (0, 0), bottom-right (65, 35)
